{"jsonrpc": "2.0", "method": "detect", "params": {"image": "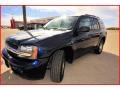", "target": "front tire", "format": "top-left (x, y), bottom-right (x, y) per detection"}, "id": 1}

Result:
top-left (94, 40), bottom-right (104, 54)
top-left (50, 50), bottom-right (65, 82)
